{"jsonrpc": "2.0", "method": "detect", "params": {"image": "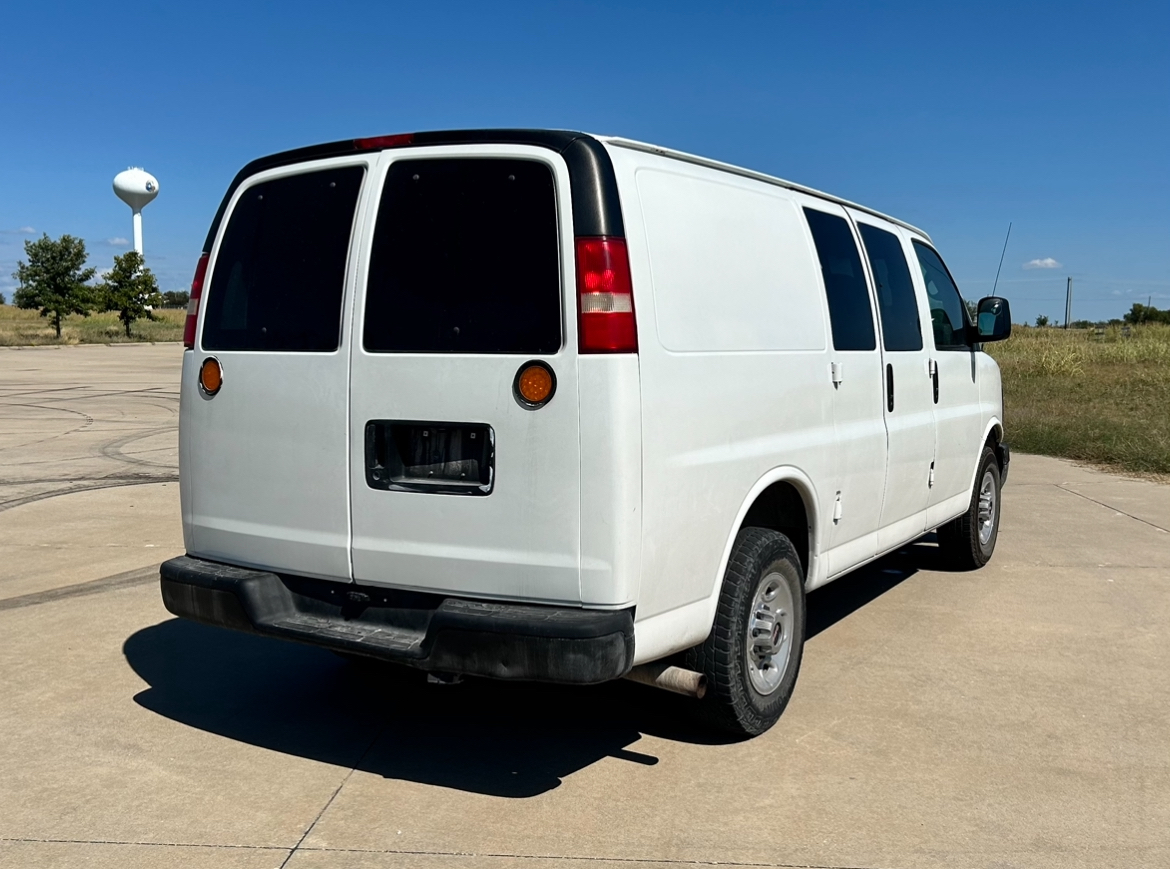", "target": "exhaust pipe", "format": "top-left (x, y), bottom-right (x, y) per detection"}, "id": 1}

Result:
top-left (624, 662), bottom-right (707, 699)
